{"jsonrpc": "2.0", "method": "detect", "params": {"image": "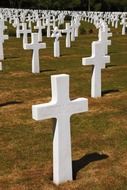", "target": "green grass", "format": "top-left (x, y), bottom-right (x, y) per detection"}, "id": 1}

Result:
top-left (0, 22), bottom-right (127, 190)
